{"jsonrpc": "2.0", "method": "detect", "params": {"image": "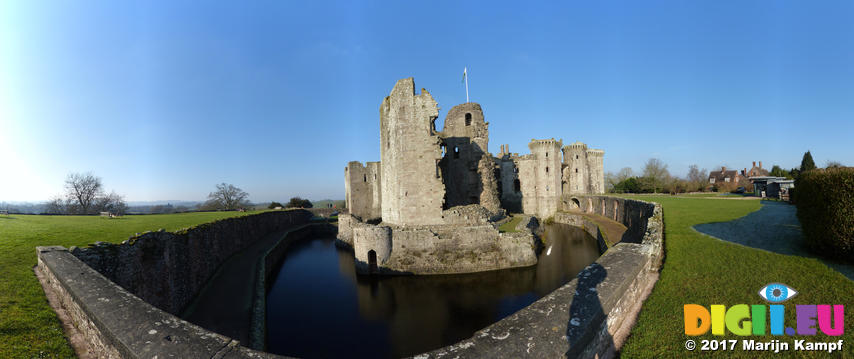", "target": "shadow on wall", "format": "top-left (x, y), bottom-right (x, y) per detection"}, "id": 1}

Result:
top-left (440, 137), bottom-right (487, 209)
top-left (565, 262), bottom-right (613, 358)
